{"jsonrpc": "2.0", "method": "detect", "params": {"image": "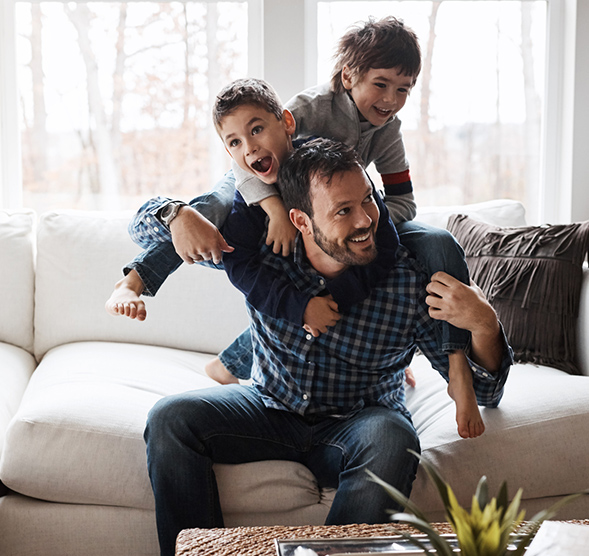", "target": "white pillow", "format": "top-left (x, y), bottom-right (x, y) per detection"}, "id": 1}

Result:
top-left (0, 210), bottom-right (35, 353)
top-left (416, 199), bottom-right (527, 229)
top-left (34, 210), bottom-right (249, 360)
